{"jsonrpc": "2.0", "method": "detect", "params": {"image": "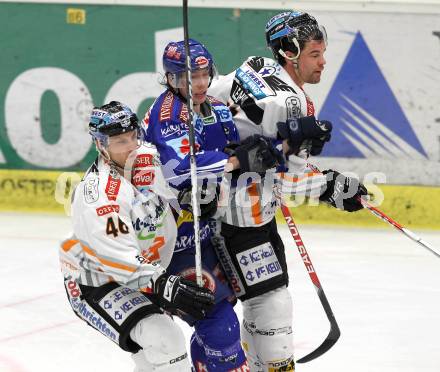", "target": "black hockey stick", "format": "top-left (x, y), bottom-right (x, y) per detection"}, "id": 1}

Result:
top-left (280, 202), bottom-right (341, 363)
top-left (182, 0), bottom-right (203, 285)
